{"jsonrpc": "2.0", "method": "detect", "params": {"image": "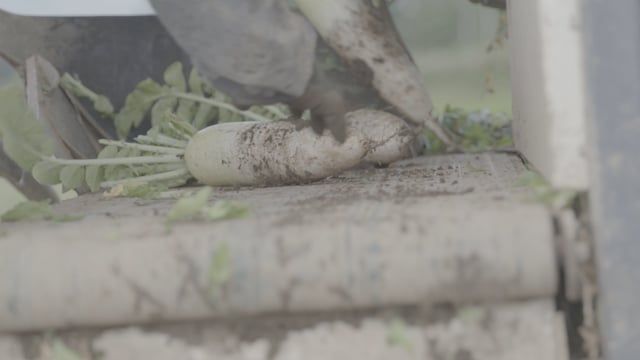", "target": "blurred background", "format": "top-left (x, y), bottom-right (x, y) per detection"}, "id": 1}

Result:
top-left (0, 0), bottom-right (511, 214)
top-left (391, 0), bottom-right (510, 113)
